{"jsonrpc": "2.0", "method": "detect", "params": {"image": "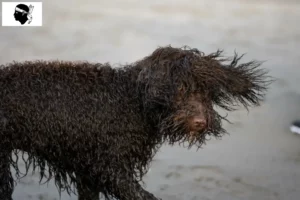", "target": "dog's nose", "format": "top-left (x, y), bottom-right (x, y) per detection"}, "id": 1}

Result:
top-left (192, 117), bottom-right (207, 131)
